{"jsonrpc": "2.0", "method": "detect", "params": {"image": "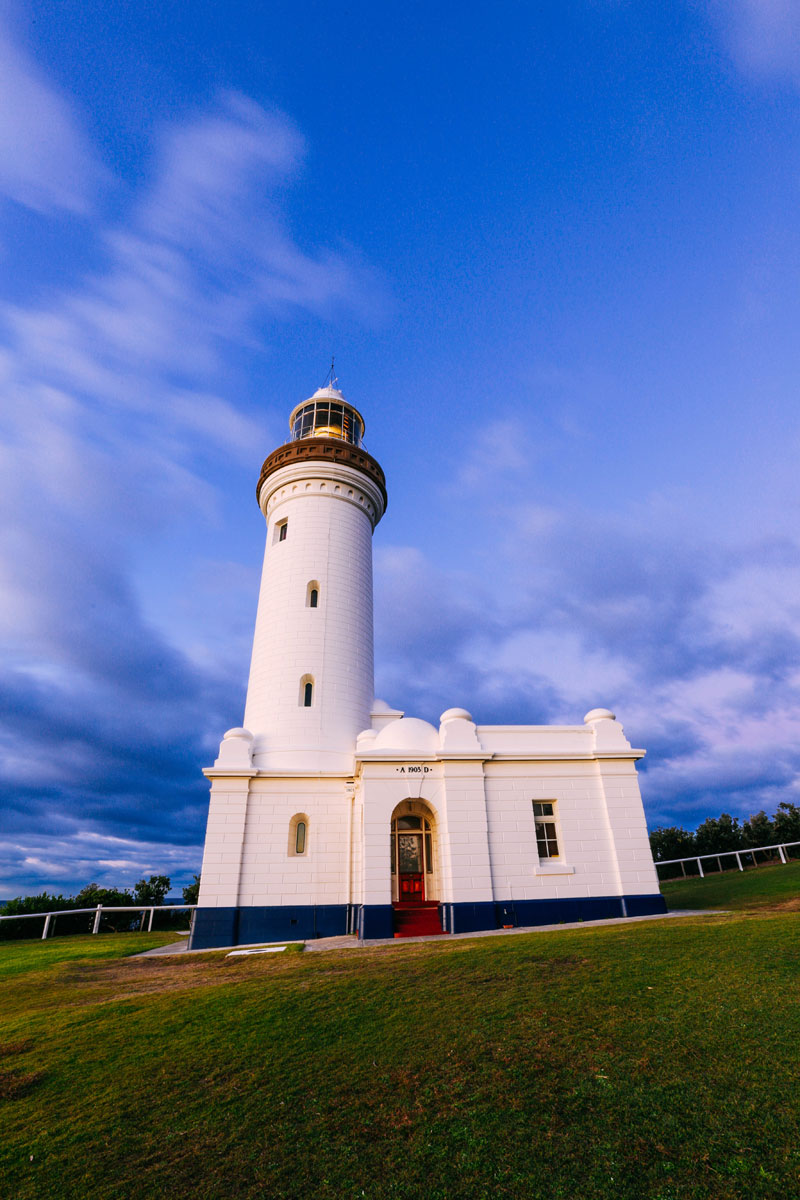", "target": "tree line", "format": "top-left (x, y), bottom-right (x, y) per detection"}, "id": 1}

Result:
top-left (0, 873), bottom-right (201, 939)
top-left (649, 802), bottom-right (800, 862)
